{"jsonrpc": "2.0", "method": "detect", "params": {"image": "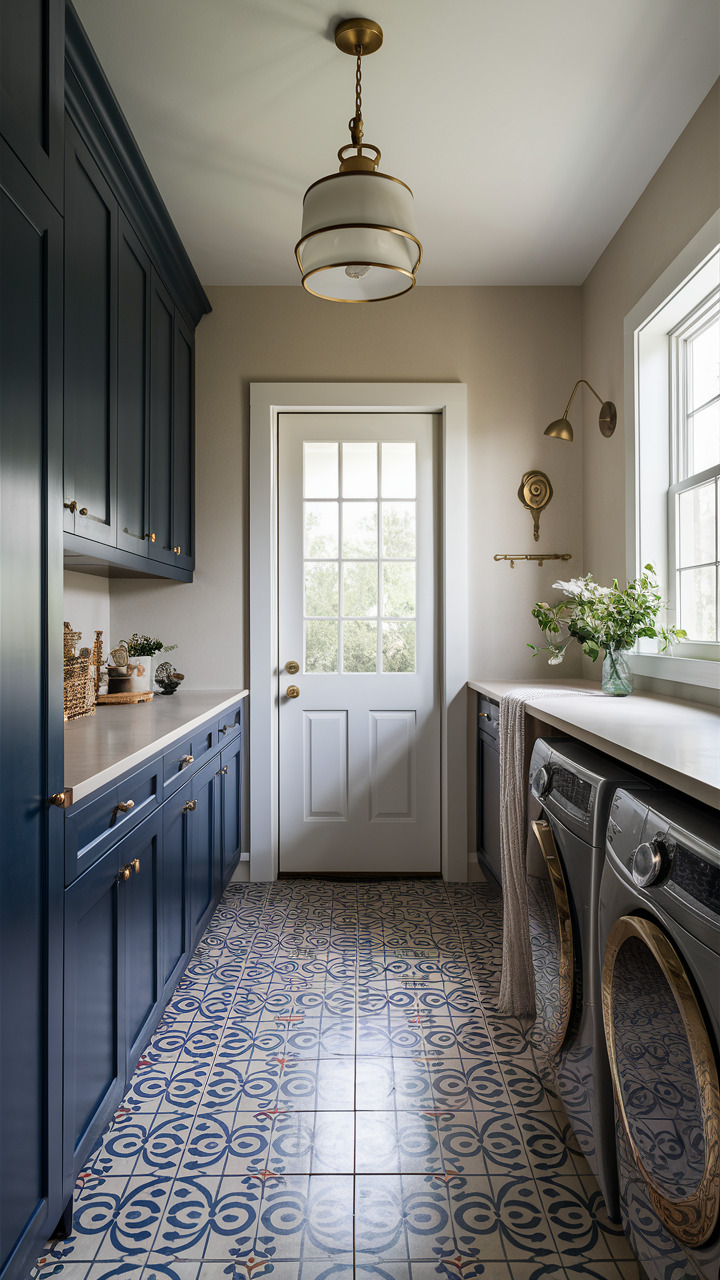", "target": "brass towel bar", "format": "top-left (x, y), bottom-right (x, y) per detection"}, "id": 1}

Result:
top-left (494, 553), bottom-right (572, 569)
